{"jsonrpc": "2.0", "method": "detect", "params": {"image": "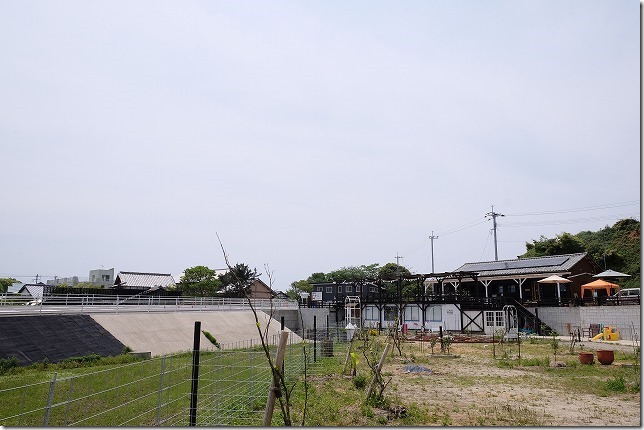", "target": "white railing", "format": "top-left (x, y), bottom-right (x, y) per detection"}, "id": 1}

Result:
top-left (0, 294), bottom-right (299, 316)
